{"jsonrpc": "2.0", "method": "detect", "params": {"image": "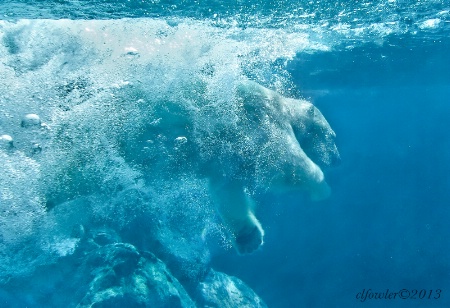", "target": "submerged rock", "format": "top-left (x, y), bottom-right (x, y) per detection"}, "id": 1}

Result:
top-left (78, 243), bottom-right (195, 308)
top-left (197, 269), bottom-right (267, 308)
top-left (0, 235), bottom-right (194, 307)
top-left (0, 226), bottom-right (266, 307)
